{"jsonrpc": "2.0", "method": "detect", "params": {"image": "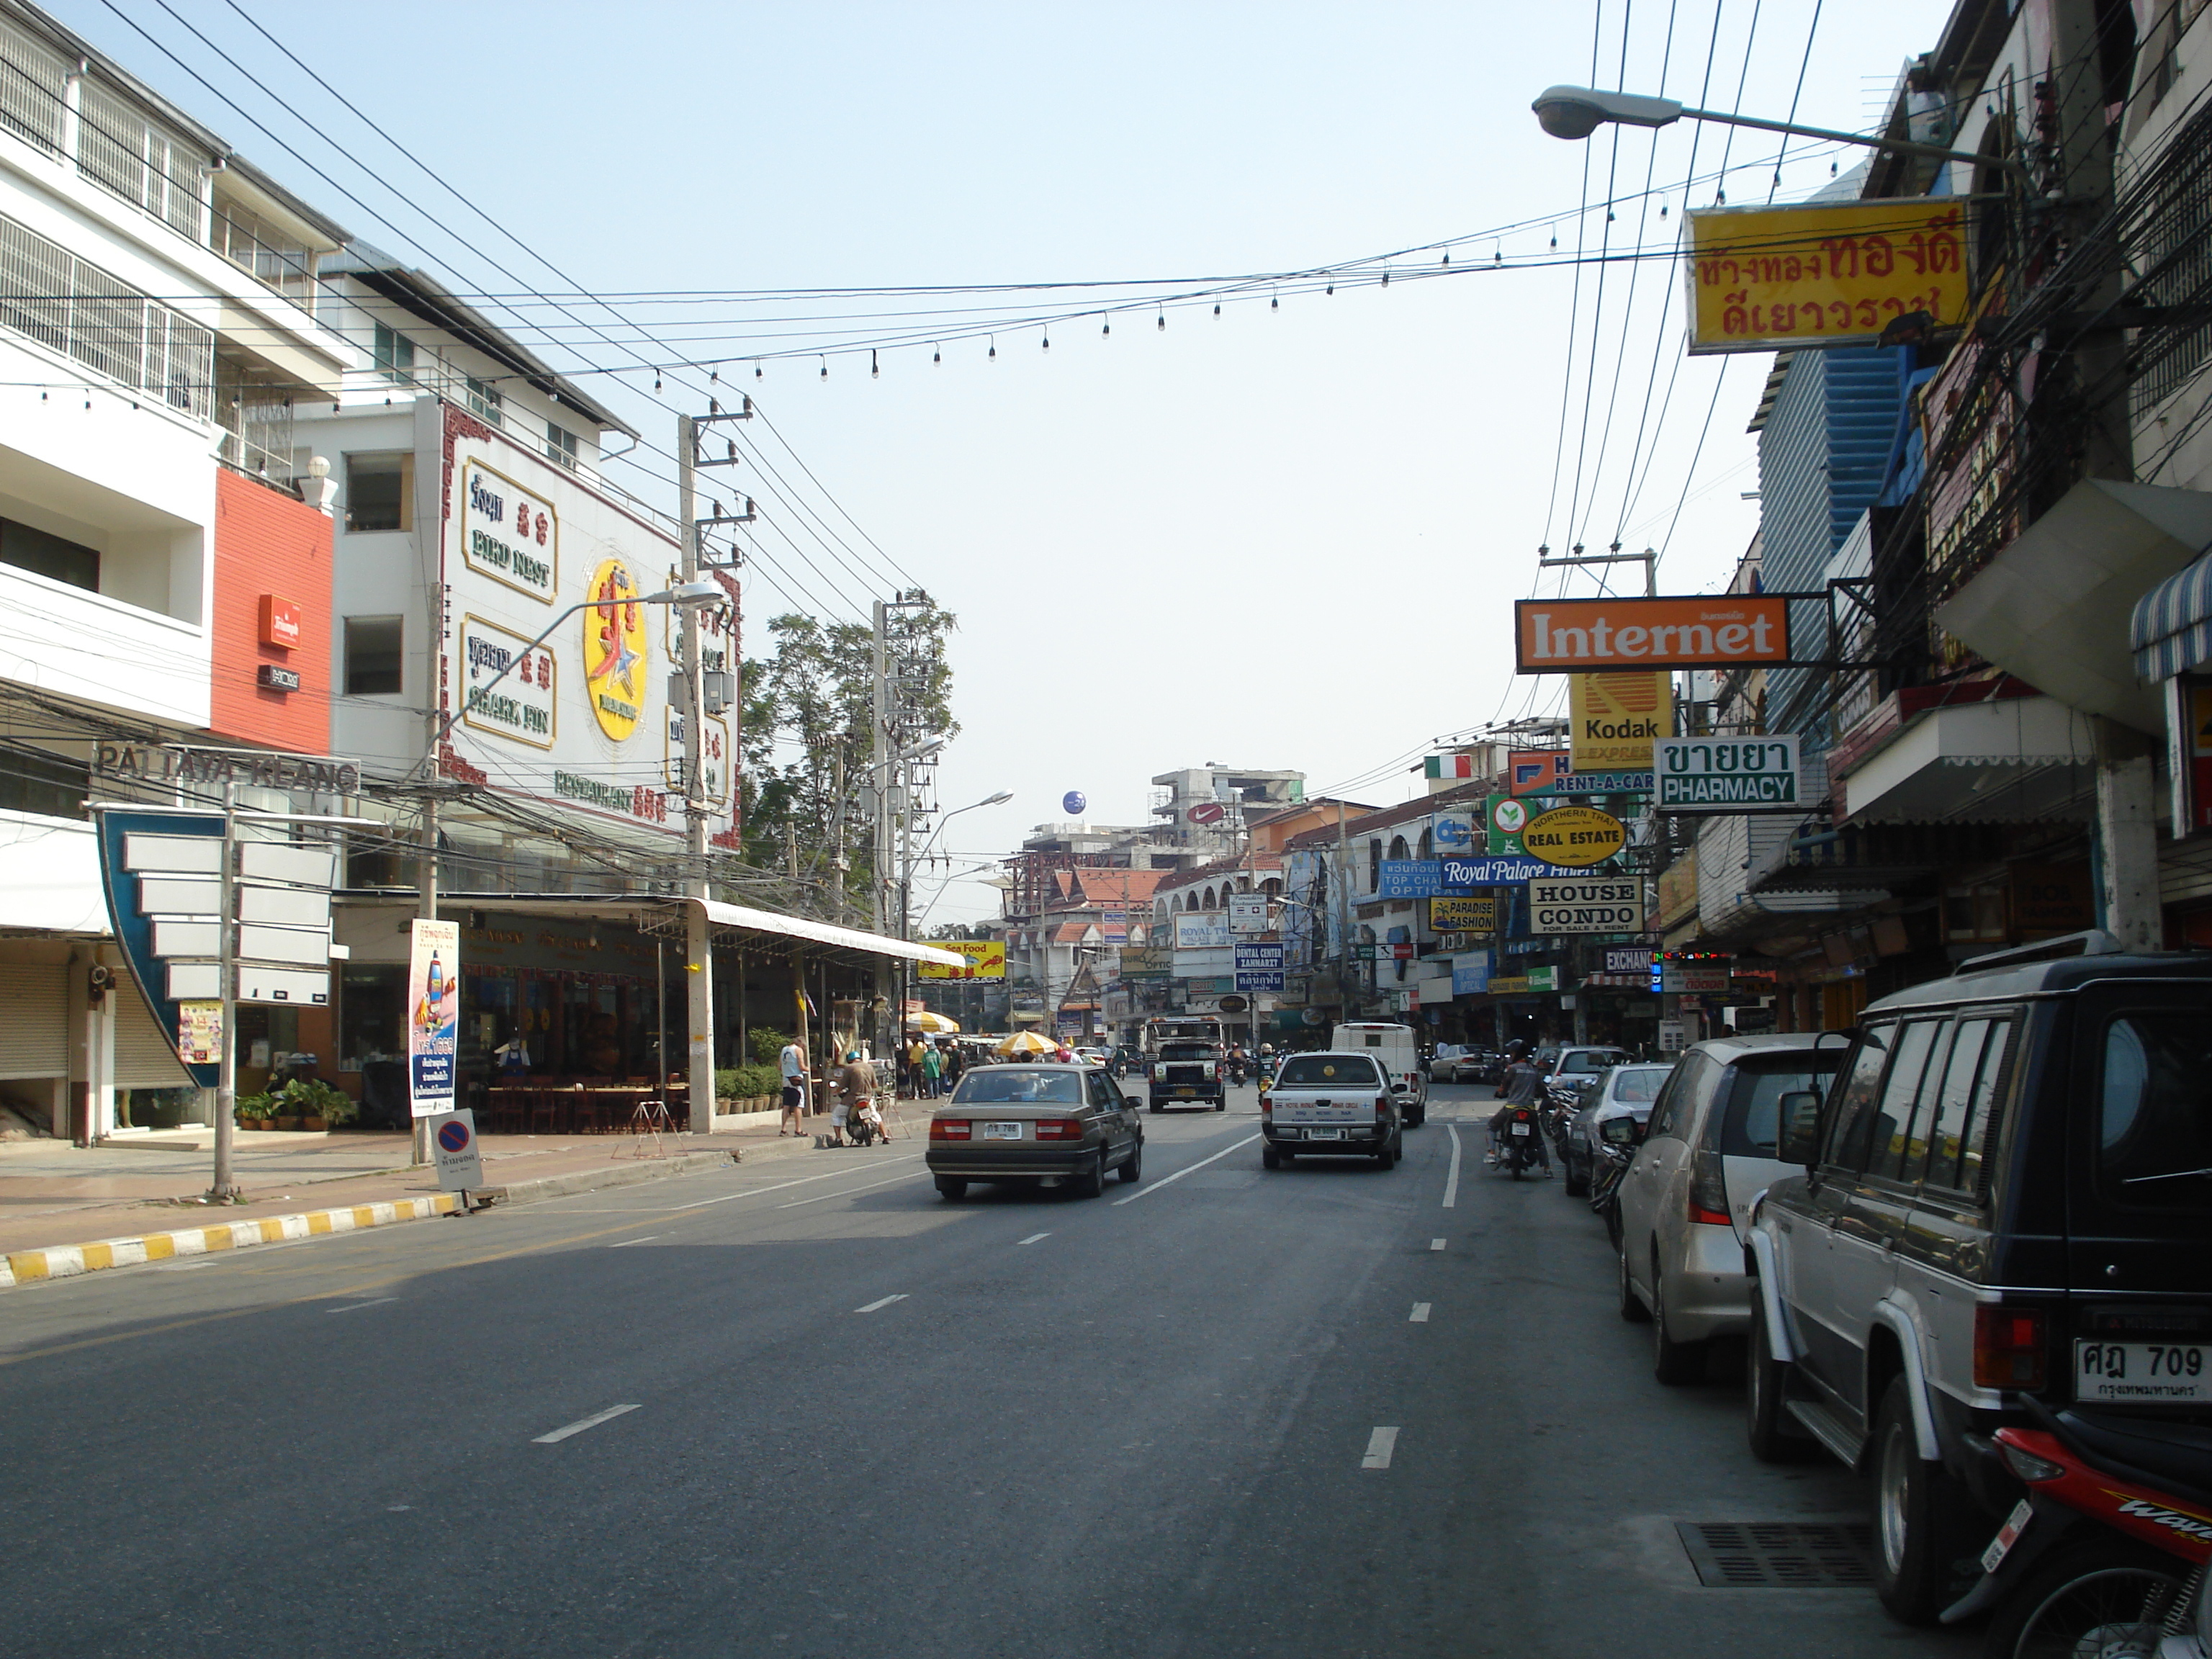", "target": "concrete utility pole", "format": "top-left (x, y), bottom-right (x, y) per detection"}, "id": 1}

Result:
top-left (212, 775), bottom-right (239, 1197)
top-left (676, 413), bottom-right (717, 1135)
top-left (1335, 802), bottom-right (1352, 1020)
